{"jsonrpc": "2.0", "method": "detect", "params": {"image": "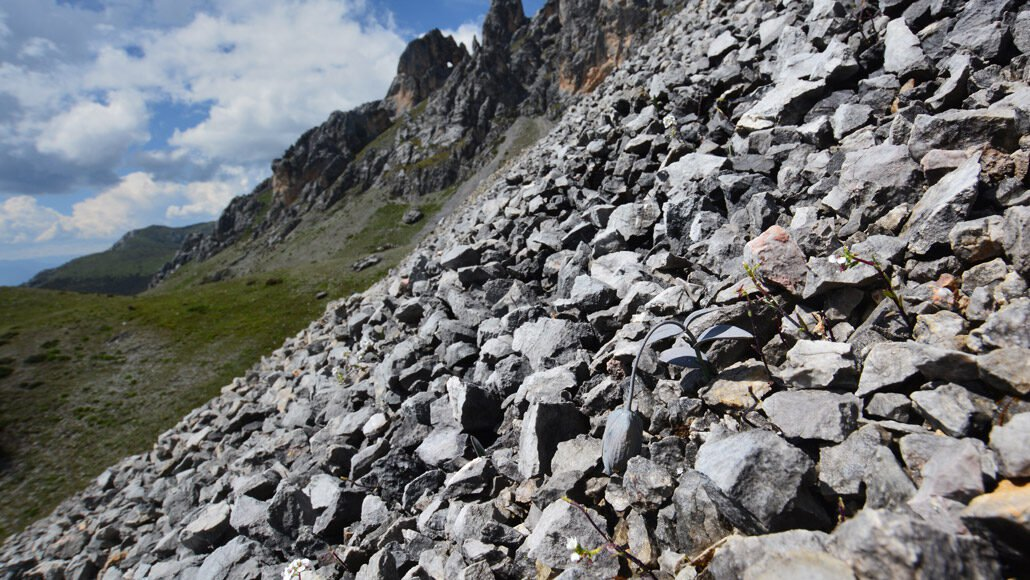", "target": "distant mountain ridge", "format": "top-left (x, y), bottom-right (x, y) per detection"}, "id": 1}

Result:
top-left (151, 0), bottom-right (678, 286)
top-left (24, 223), bottom-right (214, 295)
